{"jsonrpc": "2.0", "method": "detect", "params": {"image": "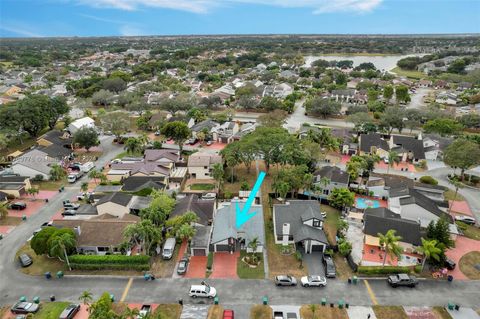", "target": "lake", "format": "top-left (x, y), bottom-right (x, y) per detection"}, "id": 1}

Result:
top-left (304, 54), bottom-right (423, 71)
